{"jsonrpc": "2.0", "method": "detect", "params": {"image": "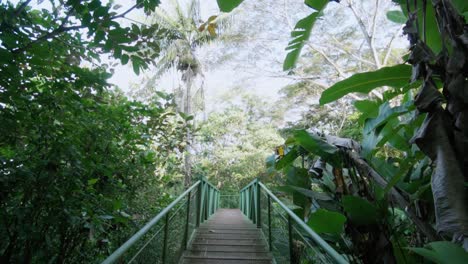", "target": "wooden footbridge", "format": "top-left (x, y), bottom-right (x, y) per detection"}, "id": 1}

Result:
top-left (102, 178), bottom-right (348, 264)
